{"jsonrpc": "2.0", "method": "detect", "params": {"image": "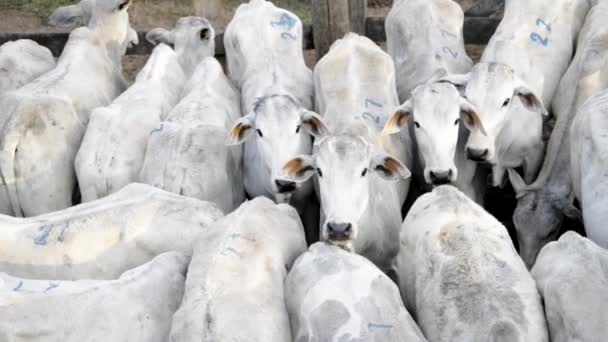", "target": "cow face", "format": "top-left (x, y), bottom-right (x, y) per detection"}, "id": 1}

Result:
top-left (146, 17), bottom-right (216, 73)
top-left (280, 135), bottom-right (410, 251)
top-left (384, 82), bottom-right (477, 186)
top-left (455, 63), bottom-right (547, 165)
top-left (227, 95), bottom-right (327, 203)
